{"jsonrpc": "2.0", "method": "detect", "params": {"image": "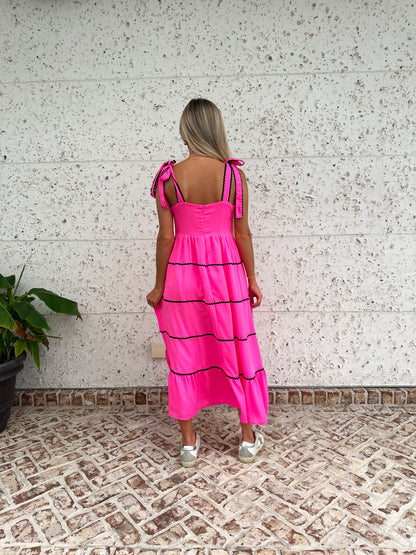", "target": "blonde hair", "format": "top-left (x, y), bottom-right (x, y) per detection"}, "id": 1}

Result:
top-left (179, 98), bottom-right (233, 161)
